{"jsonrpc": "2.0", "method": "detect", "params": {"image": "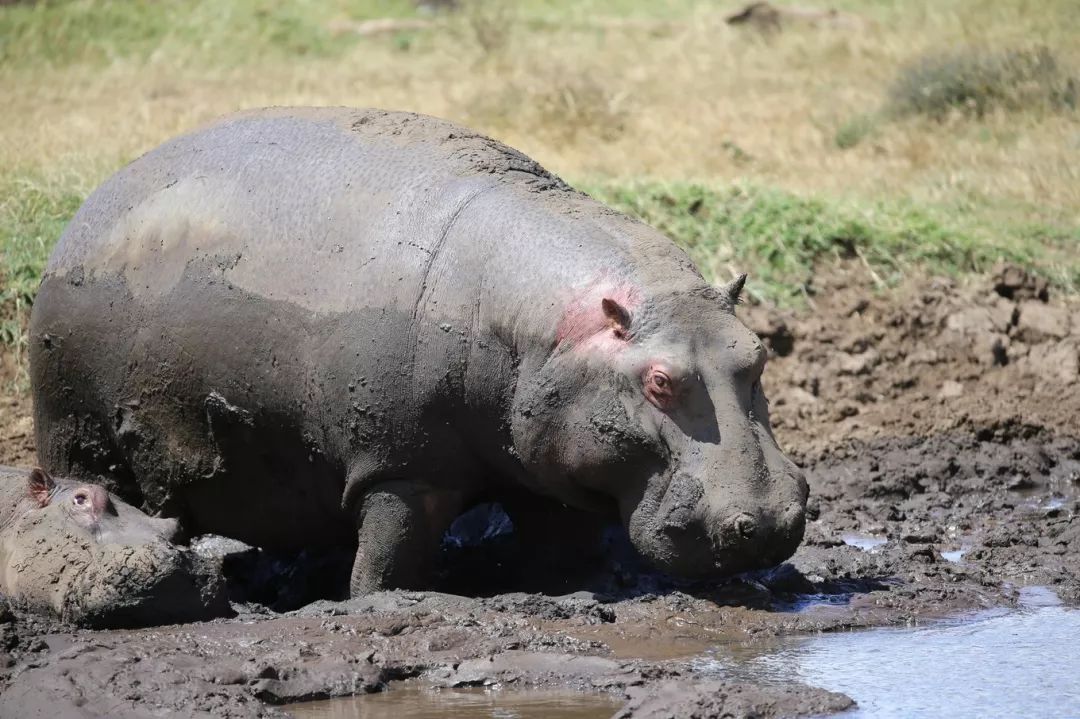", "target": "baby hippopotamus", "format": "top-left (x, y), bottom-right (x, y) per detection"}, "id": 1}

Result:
top-left (30, 107), bottom-right (808, 598)
top-left (0, 466), bottom-right (226, 627)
